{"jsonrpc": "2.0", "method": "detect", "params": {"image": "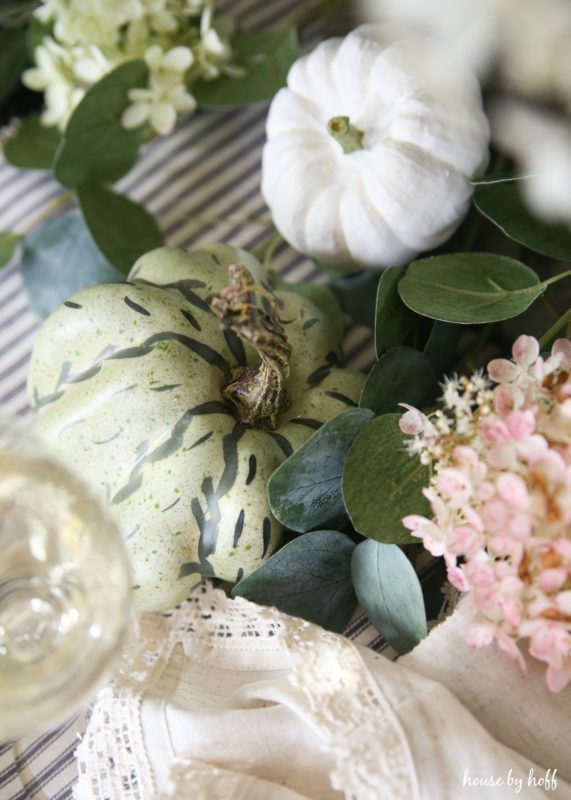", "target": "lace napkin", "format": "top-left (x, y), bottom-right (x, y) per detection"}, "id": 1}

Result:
top-left (73, 583), bottom-right (570, 800)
